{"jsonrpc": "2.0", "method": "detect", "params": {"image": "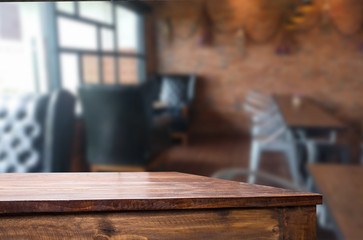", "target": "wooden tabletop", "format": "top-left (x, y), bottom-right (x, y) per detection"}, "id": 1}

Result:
top-left (0, 172), bottom-right (321, 215)
top-left (274, 95), bottom-right (345, 131)
top-left (309, 164), bottom-right (363, 240)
